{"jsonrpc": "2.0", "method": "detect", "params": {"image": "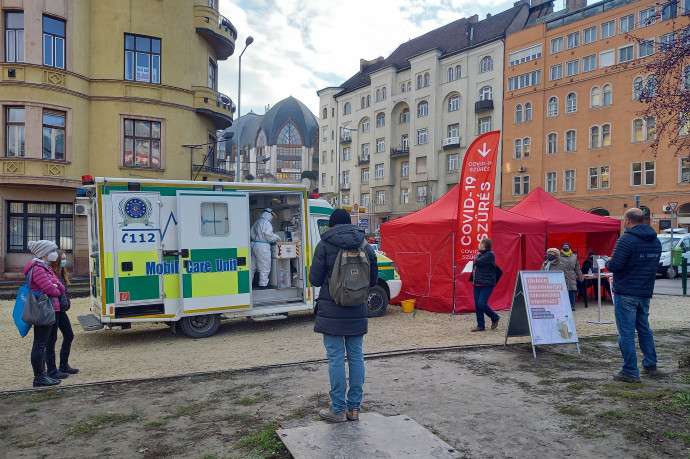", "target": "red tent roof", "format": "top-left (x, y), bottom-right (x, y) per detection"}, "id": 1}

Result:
top-left (508, 187), bottom-right (621, 233)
